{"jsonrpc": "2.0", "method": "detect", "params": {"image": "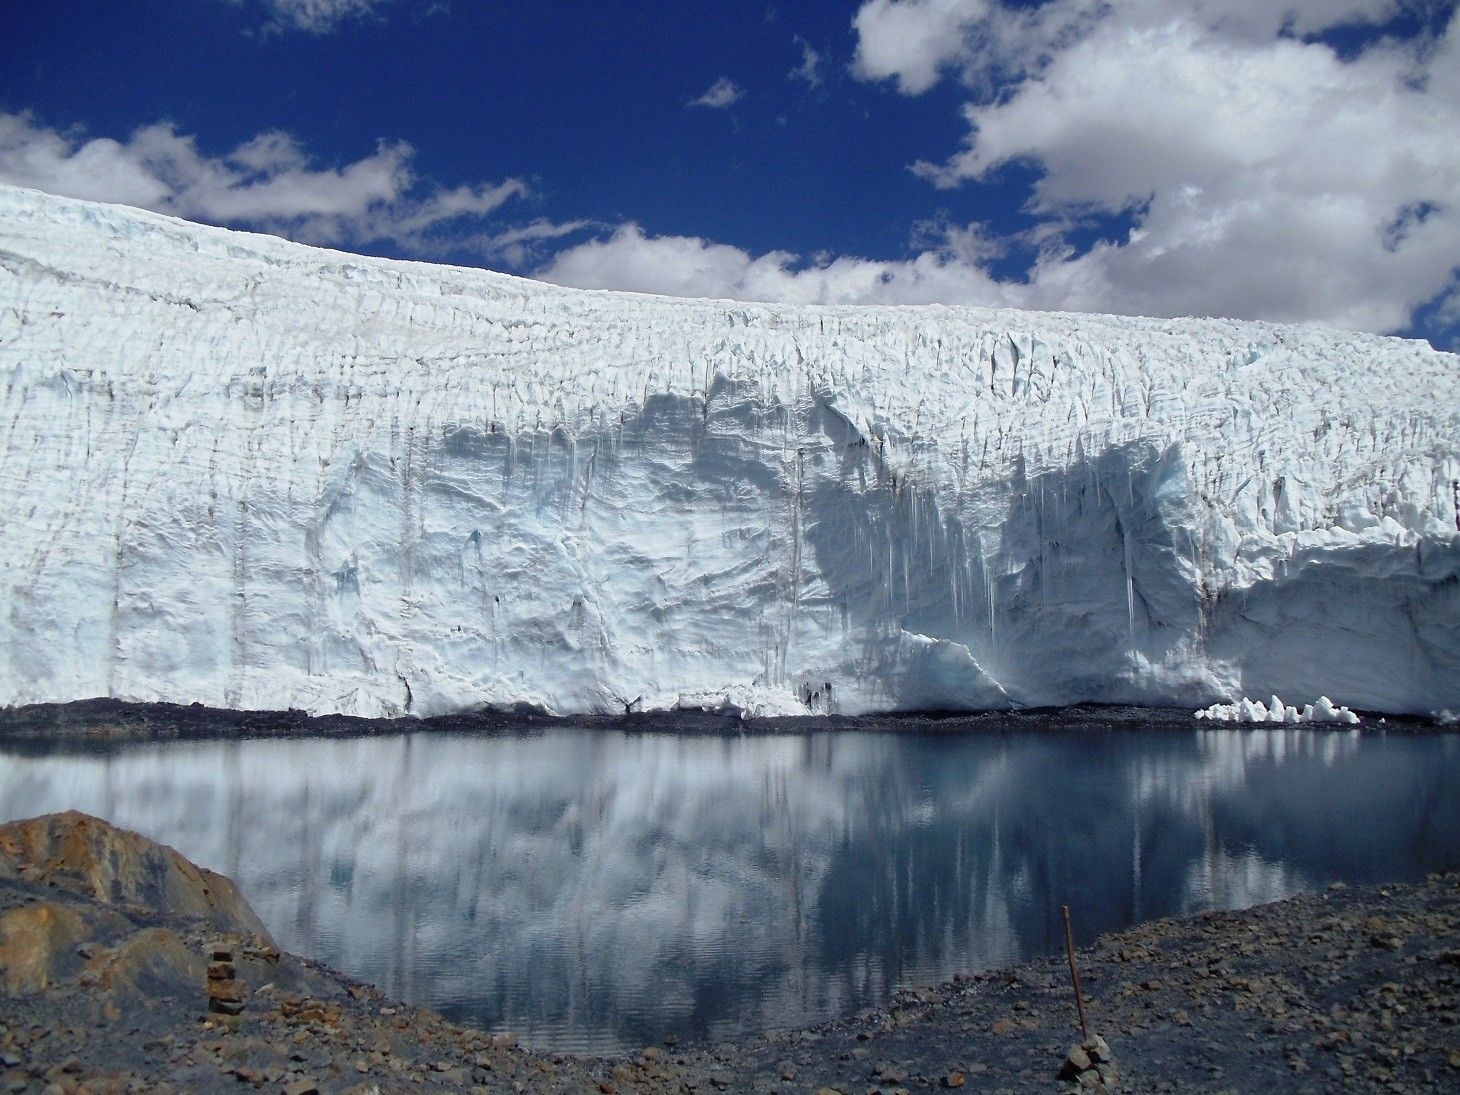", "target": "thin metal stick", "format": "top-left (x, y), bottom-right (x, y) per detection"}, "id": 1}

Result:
top-left (1061, 905), bottom-right (1090, 1042)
